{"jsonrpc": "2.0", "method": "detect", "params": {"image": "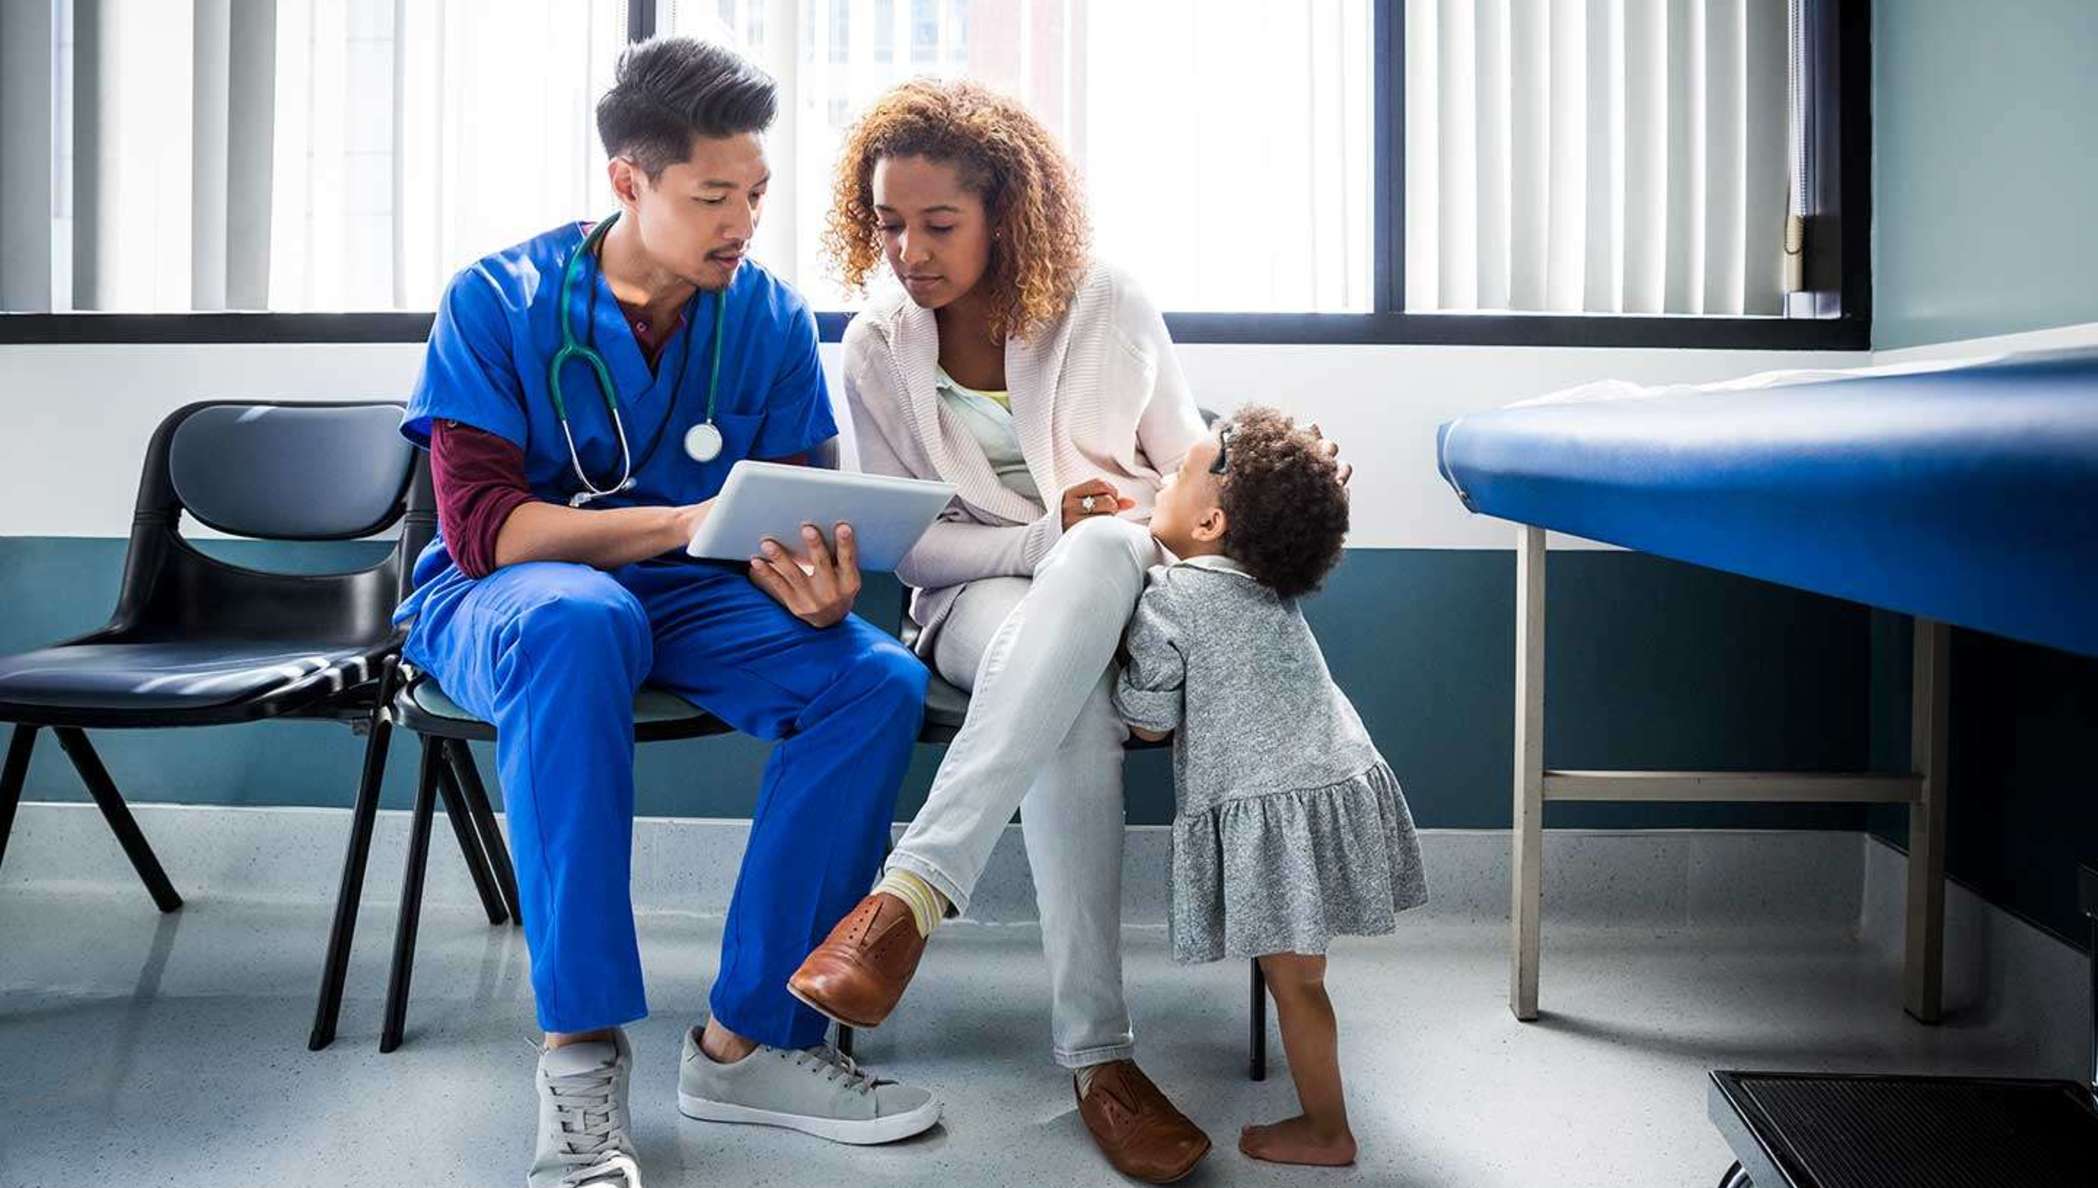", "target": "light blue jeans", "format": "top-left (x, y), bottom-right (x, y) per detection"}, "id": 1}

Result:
top-left (887, 516), bottom-right (1159, 1069)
